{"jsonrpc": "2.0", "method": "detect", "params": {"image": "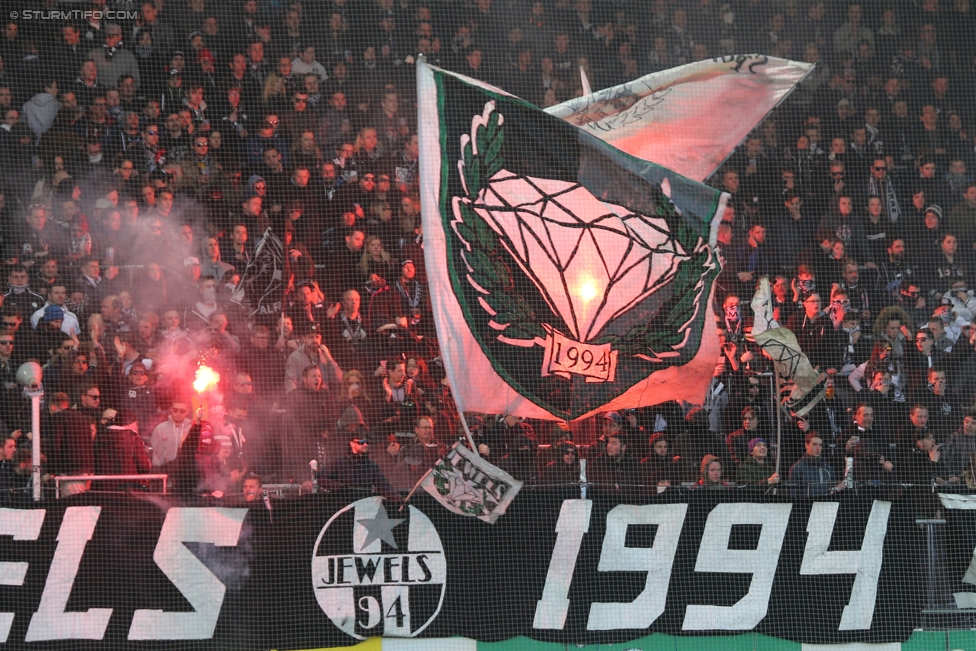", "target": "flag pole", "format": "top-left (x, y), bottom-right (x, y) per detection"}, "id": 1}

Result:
top-left (774, 370), bottom-right (783, 479)
top-left (457, 410), bottom-right (481, 457)
top-left (446, 382), bottom-right (481, 456)
top-left (399, 465), bottom-right (436, 512)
